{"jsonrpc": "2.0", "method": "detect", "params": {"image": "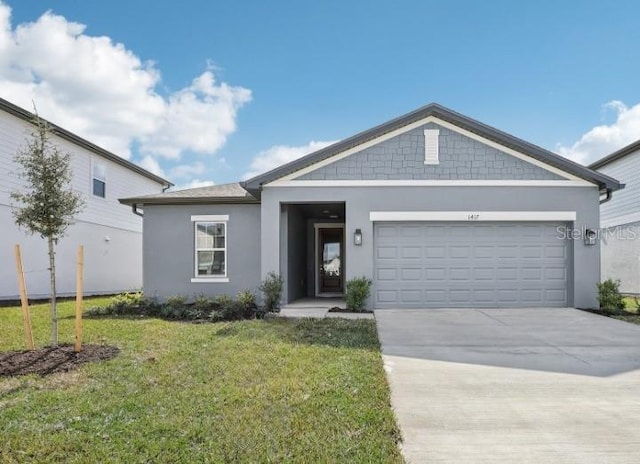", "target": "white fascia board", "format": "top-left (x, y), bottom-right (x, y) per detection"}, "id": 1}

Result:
top-left (264, 180), bottom-right (595, 188)
top-left (267, 115), bottom-right (594, 185)
top-left (369, 211), bottom-right (577, 222)
top-left (191, 214), bottom-right (229, 222)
